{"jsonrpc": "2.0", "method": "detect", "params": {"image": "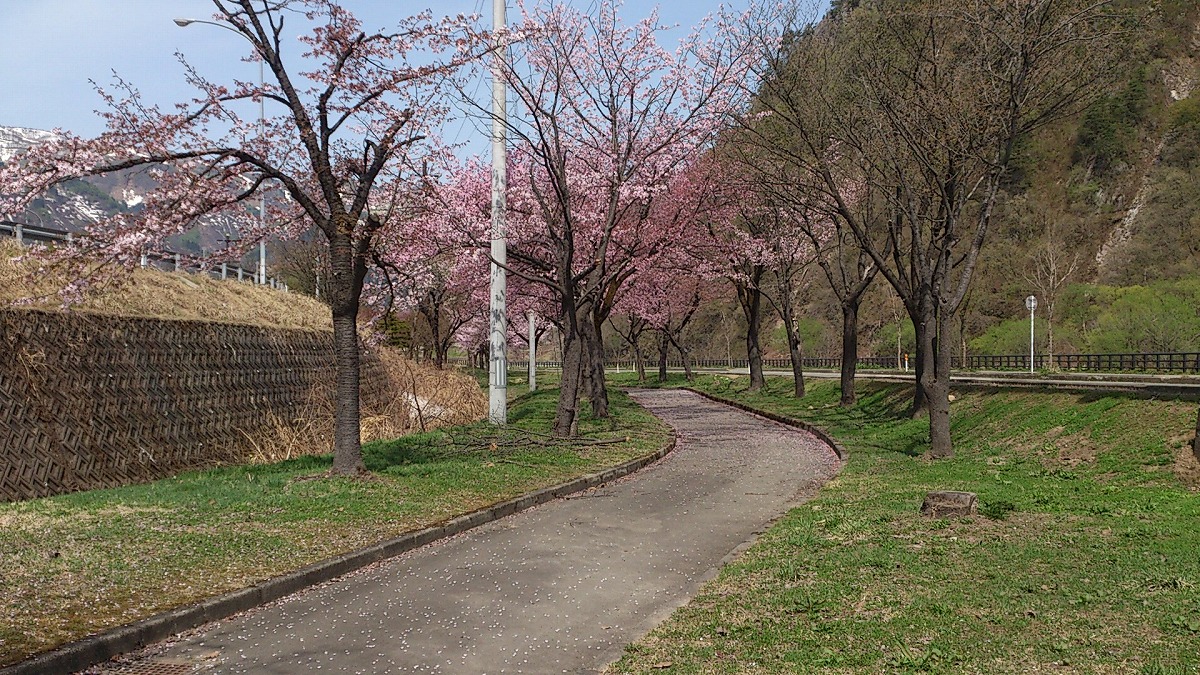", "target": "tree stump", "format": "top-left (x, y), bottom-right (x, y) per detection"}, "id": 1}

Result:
top-left (920, 491), bottom-right (977, 517)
